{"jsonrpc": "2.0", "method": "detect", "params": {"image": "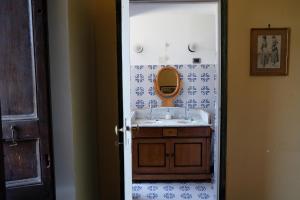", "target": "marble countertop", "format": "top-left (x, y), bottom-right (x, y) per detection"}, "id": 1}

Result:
top-left (131, 107), bottom-right (211, 127)
top-left (132, 119), bottom-right (211, 127)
